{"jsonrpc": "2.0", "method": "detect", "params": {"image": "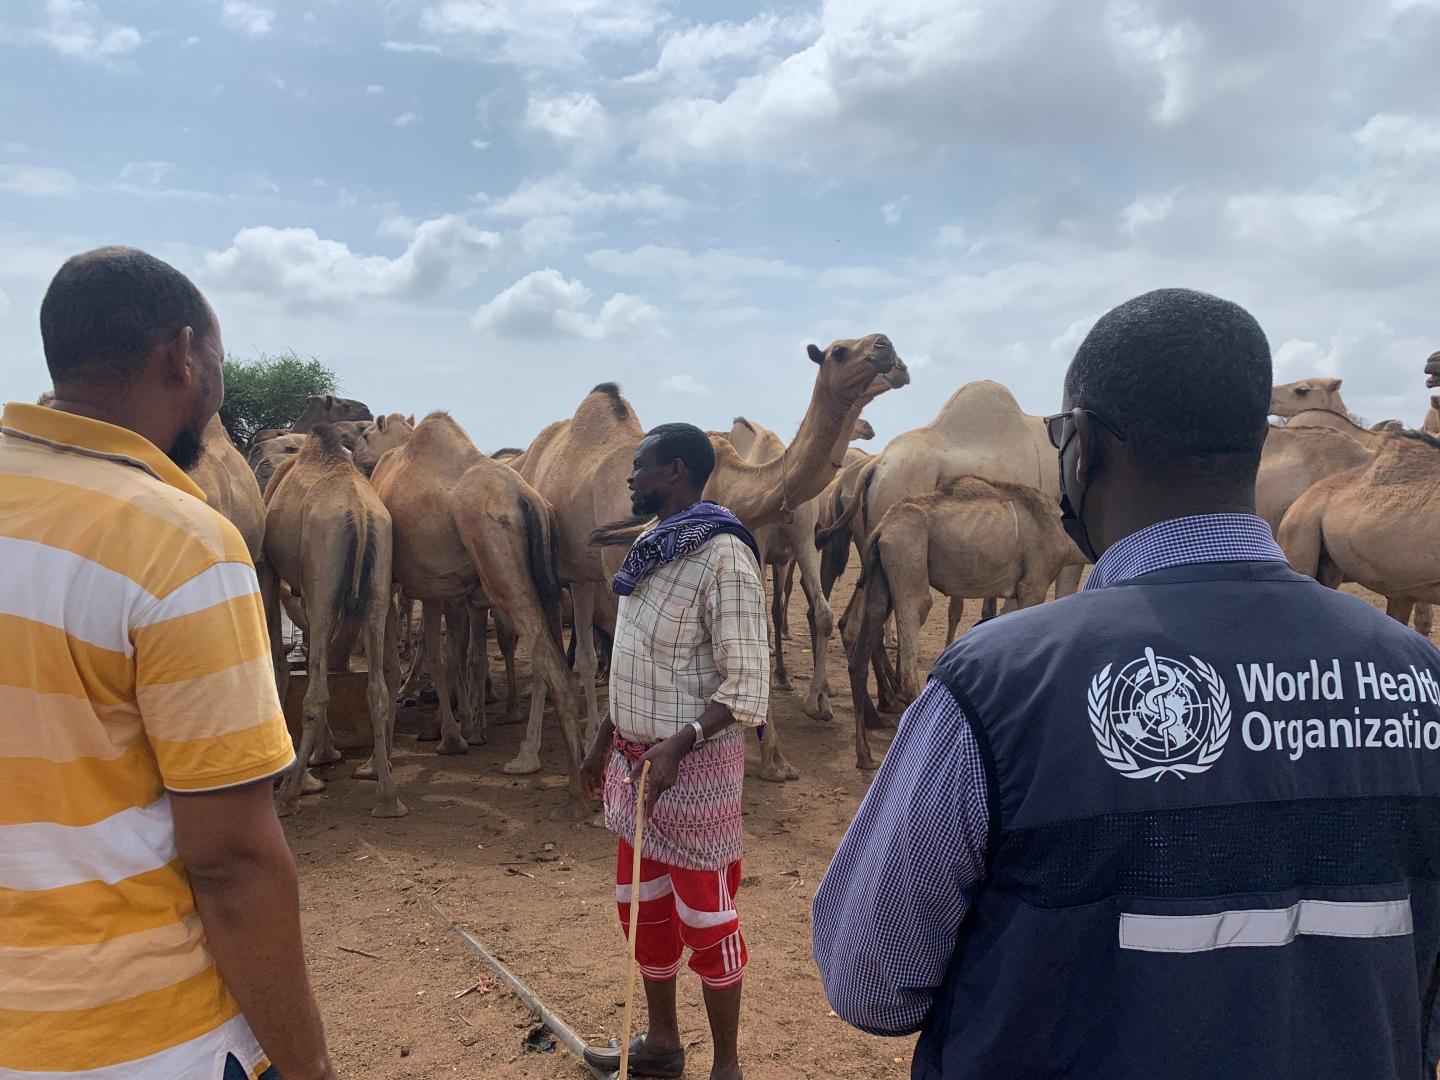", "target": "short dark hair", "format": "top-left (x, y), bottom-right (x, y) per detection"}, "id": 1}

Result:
top-left (40, 246), bottom-right (213, 385)
top-left (643, 422), bottom-right (716, 490)
top-left (1065, 288), bottom-right (1272, 477)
